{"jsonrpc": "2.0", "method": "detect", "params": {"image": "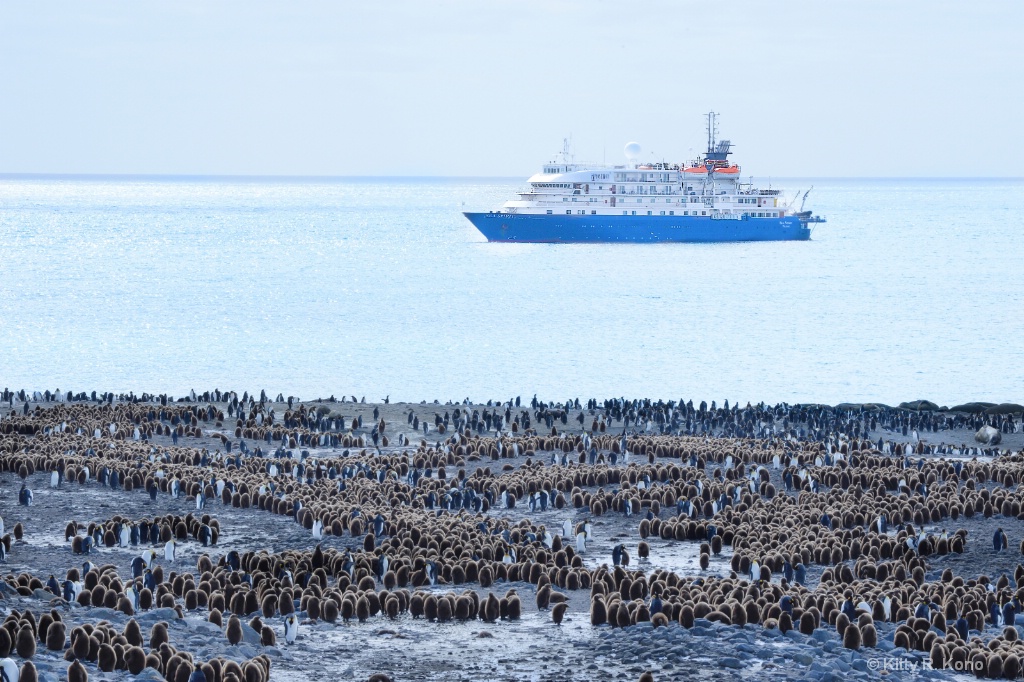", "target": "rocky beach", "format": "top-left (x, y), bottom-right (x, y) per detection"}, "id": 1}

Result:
top-left (1, 390), bottom-right (1023, 682)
